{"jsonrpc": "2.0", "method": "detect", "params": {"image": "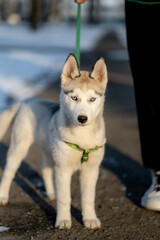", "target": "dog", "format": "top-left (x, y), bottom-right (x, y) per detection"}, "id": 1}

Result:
top-left (0, 54), bottom-right (108, 229)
